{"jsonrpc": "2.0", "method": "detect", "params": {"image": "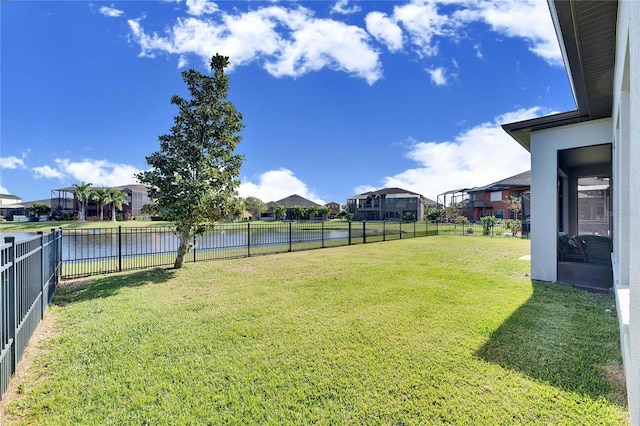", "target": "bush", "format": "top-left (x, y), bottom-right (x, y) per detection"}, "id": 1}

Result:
top-left (115, 214), bottom-right (124, 222)
top-left (480, 215), bottom-right (496, 235)
top-left (504, 219), bottom-right (521, 236)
